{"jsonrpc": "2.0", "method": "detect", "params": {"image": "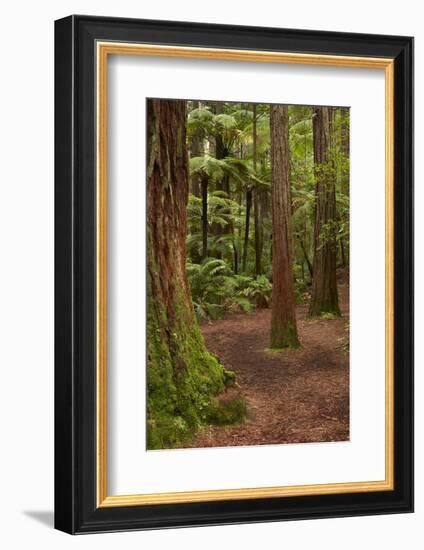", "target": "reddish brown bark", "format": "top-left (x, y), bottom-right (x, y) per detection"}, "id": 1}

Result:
top-left (270, 105), bottom-right (299, 348)
top-left (147, 99), bottom-right (192, 327)
top-left (309, 106), bottom-right (340, 317)
top-left (146, 99), bottom-right (228, 449)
